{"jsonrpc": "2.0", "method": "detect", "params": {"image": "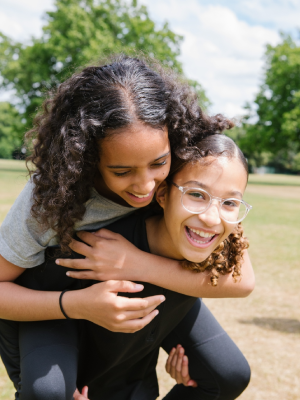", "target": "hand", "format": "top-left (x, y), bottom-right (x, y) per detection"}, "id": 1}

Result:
top-left (74, 386), bottom-right (89, 399)
top-left (64, 280), bottom-right (165, 333)
top-left (165, 345), bottom-right (197, 387)
top-left (56, 229), bottom-right (143, 281)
